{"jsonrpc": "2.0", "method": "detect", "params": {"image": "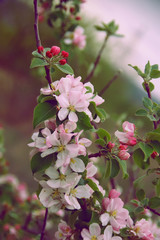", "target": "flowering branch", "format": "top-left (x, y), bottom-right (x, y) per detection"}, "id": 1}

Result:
top-left (40, 208), bottom-right (48, 240)
top-left (99, 71), bottom-right (120, 96)
top-left (83, 34), bottom-right (109, 83)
